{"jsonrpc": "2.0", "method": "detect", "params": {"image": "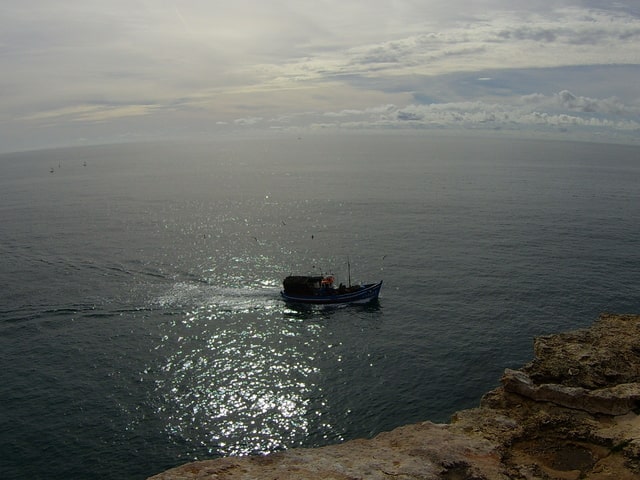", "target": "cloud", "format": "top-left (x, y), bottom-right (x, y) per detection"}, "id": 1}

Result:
top-left (1, 1), bottom-right (640, 151)
top-left (21, 103), bottom-right (160, 123)
top-left (273, 89), bottom-right (640, 138)
top-left (215, 5), bottom-right (640, 113)
top-left (234, 117), bottom-right (264, 126)
top-left (555, 90), bottom-right (629, 114)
